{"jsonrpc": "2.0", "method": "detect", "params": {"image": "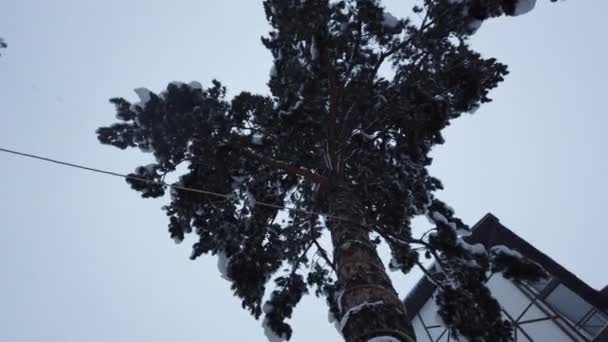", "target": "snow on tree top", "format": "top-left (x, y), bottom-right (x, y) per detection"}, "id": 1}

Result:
top-left (513, 0), bottom-right (537, 16)
top-left (133, 88), bottom-right (152, 107)
top-left (188, 81), bottom-right (203, 90)
top-left (382, 11), bottom-right (400, 29)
